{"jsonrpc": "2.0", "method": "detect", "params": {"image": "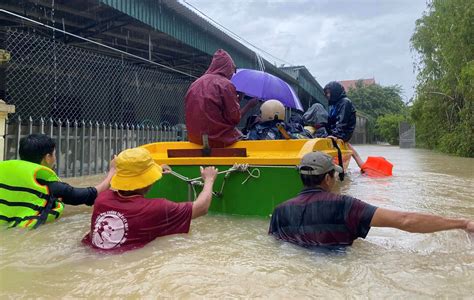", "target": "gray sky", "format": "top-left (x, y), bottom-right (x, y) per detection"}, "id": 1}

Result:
top-left (183, 0), bottom-right (427, 101)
